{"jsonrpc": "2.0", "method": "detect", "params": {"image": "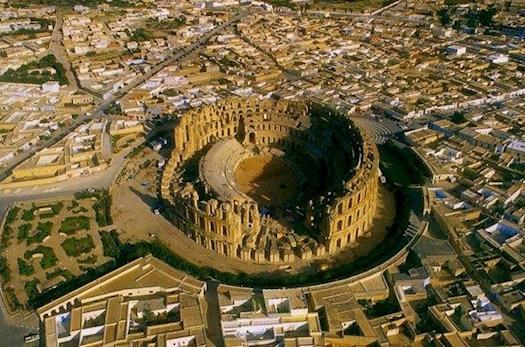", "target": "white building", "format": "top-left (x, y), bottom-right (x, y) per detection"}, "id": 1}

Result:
top-left (218, 286), bottom-right (322, 346)
top-left (42, 81), bottom-right (60, 93)
top-left (447, 45), bottom-right (466, 56)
